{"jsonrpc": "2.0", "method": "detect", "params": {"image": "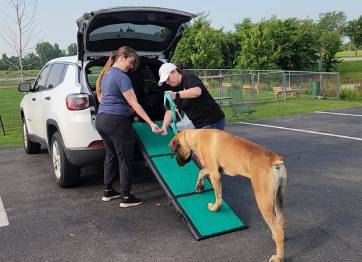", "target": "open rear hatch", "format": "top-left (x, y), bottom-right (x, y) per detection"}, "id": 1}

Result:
top-left (77, 6), bottom-right (195, 61)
